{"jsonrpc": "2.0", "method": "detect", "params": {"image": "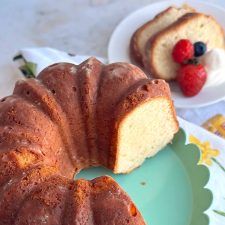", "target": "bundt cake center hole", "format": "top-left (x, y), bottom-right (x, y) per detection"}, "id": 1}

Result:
top-left (75, 166), bottom-right (113, 181)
